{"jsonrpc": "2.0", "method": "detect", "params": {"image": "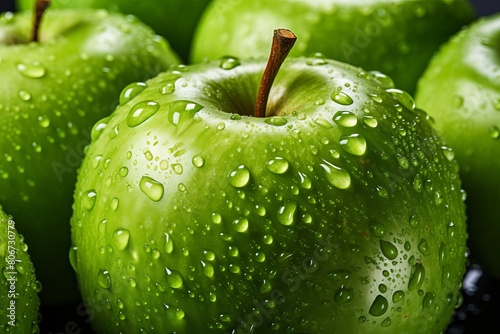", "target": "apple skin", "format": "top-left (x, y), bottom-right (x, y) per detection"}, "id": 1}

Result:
top-left (190, 0), bottom-right (475, 94)
top-left (0, 207), bottom-right (40, 333)
top-left (16, 0), bottom-right (212, 63)
top-left (415, 13), bottom-right (500, 279)
top-left (71, 56), bottom-right (467, 333)
top-left (0, 9), bottom-right (179, 304)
